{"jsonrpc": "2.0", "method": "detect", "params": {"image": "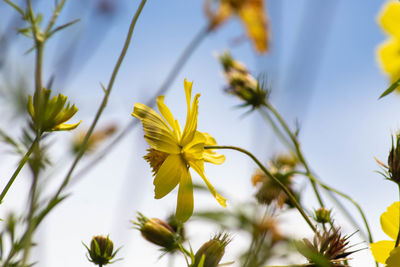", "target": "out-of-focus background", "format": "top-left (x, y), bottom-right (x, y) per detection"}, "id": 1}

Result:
top-left (0, 0), bottom-right (398, 266)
